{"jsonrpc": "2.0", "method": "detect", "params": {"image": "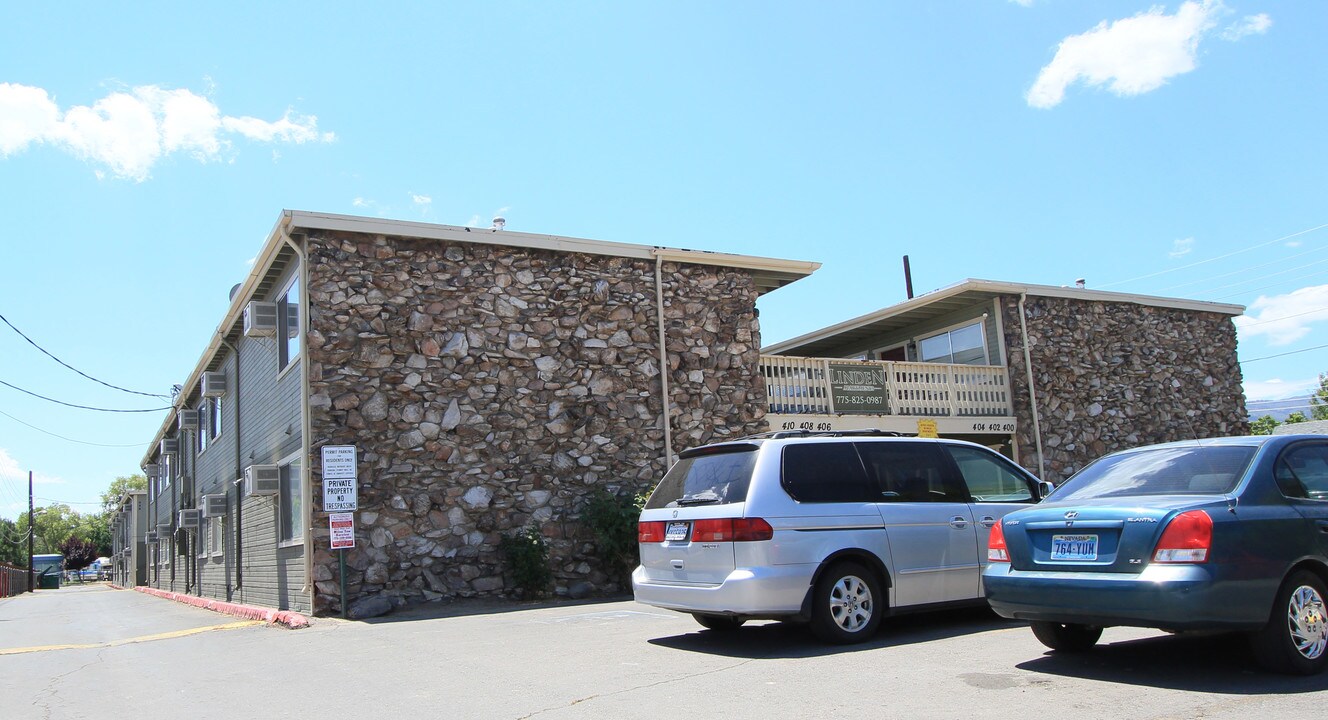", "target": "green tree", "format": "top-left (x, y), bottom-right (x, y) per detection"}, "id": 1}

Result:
top-left (1311, 372), bottom-right (1328, 421)
top-left (0, 517), bottom-right (26, 566)
top-left (1285, 411), bottom-right (1310, 425)
top-left (1251, 415), bottom-right (1280, 436)
top-left (75, 513), bottom-right (112, 556)
top-left (101, 474), bottom-right (147, 514)
top-left (15, 504), bottom-right (79, 555)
